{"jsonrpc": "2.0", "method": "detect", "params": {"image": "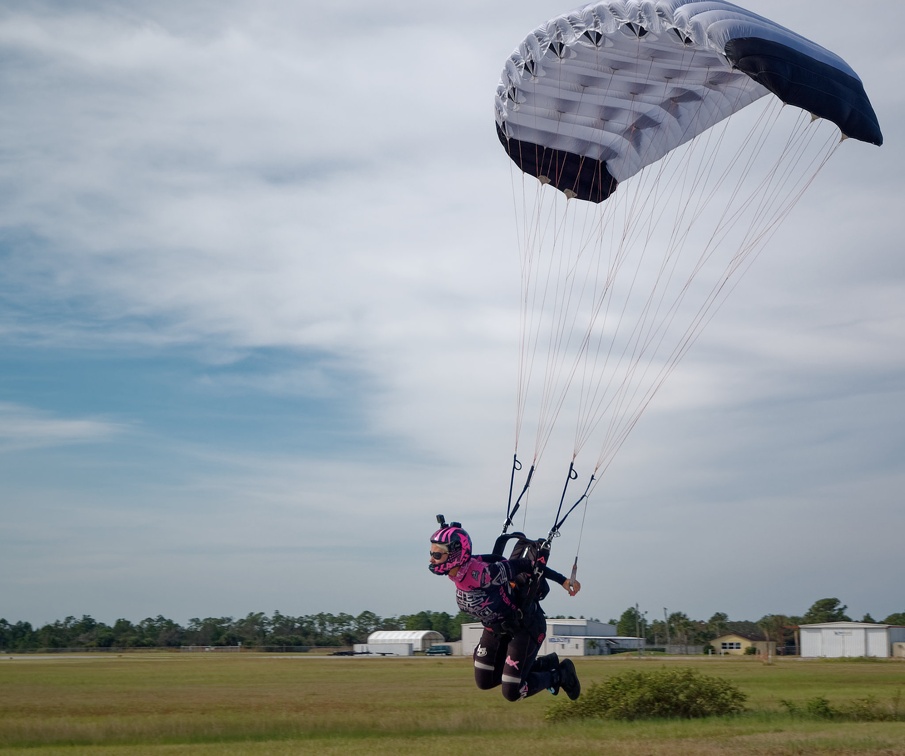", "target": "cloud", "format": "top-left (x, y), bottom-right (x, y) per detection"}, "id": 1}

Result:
top-left (0, 401), bottom-right (125, 452)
